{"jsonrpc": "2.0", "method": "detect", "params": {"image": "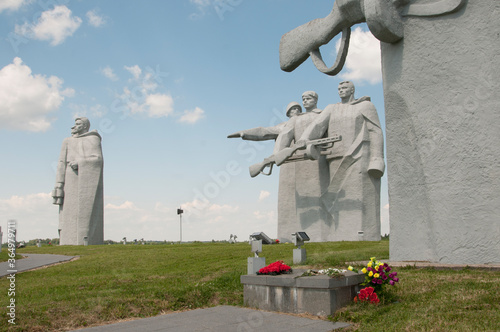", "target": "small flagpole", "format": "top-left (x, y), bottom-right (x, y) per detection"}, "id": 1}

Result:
top-left (177, 208), bottom-right (184, 243)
